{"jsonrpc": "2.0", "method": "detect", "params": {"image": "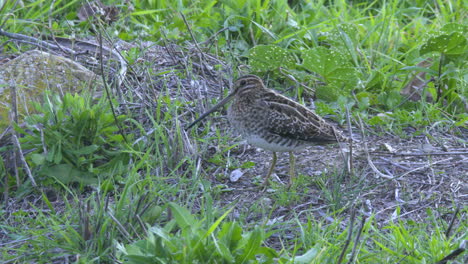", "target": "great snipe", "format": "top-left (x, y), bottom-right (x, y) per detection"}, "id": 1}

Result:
top-left (186, 75), bottom-right (347, 186)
